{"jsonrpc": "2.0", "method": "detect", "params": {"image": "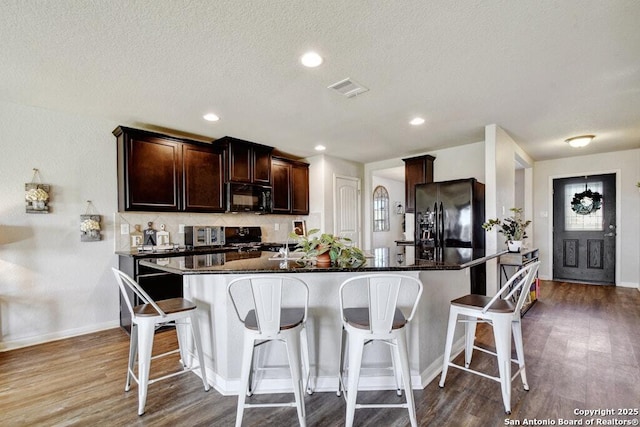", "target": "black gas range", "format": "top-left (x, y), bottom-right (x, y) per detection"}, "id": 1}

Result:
top-left (222, 226), bottom-right (292, 253)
